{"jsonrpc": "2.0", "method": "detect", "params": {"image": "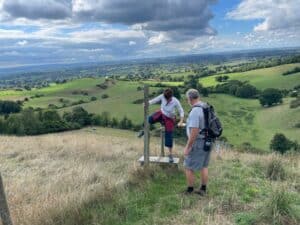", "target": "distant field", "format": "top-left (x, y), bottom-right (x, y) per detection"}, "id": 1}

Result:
top-left (200, 63), bottom-right (300, 90)
top-left (144, 80), bottom-right (184, 86)
top-left (0, 77), bottom-right (105, 100)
